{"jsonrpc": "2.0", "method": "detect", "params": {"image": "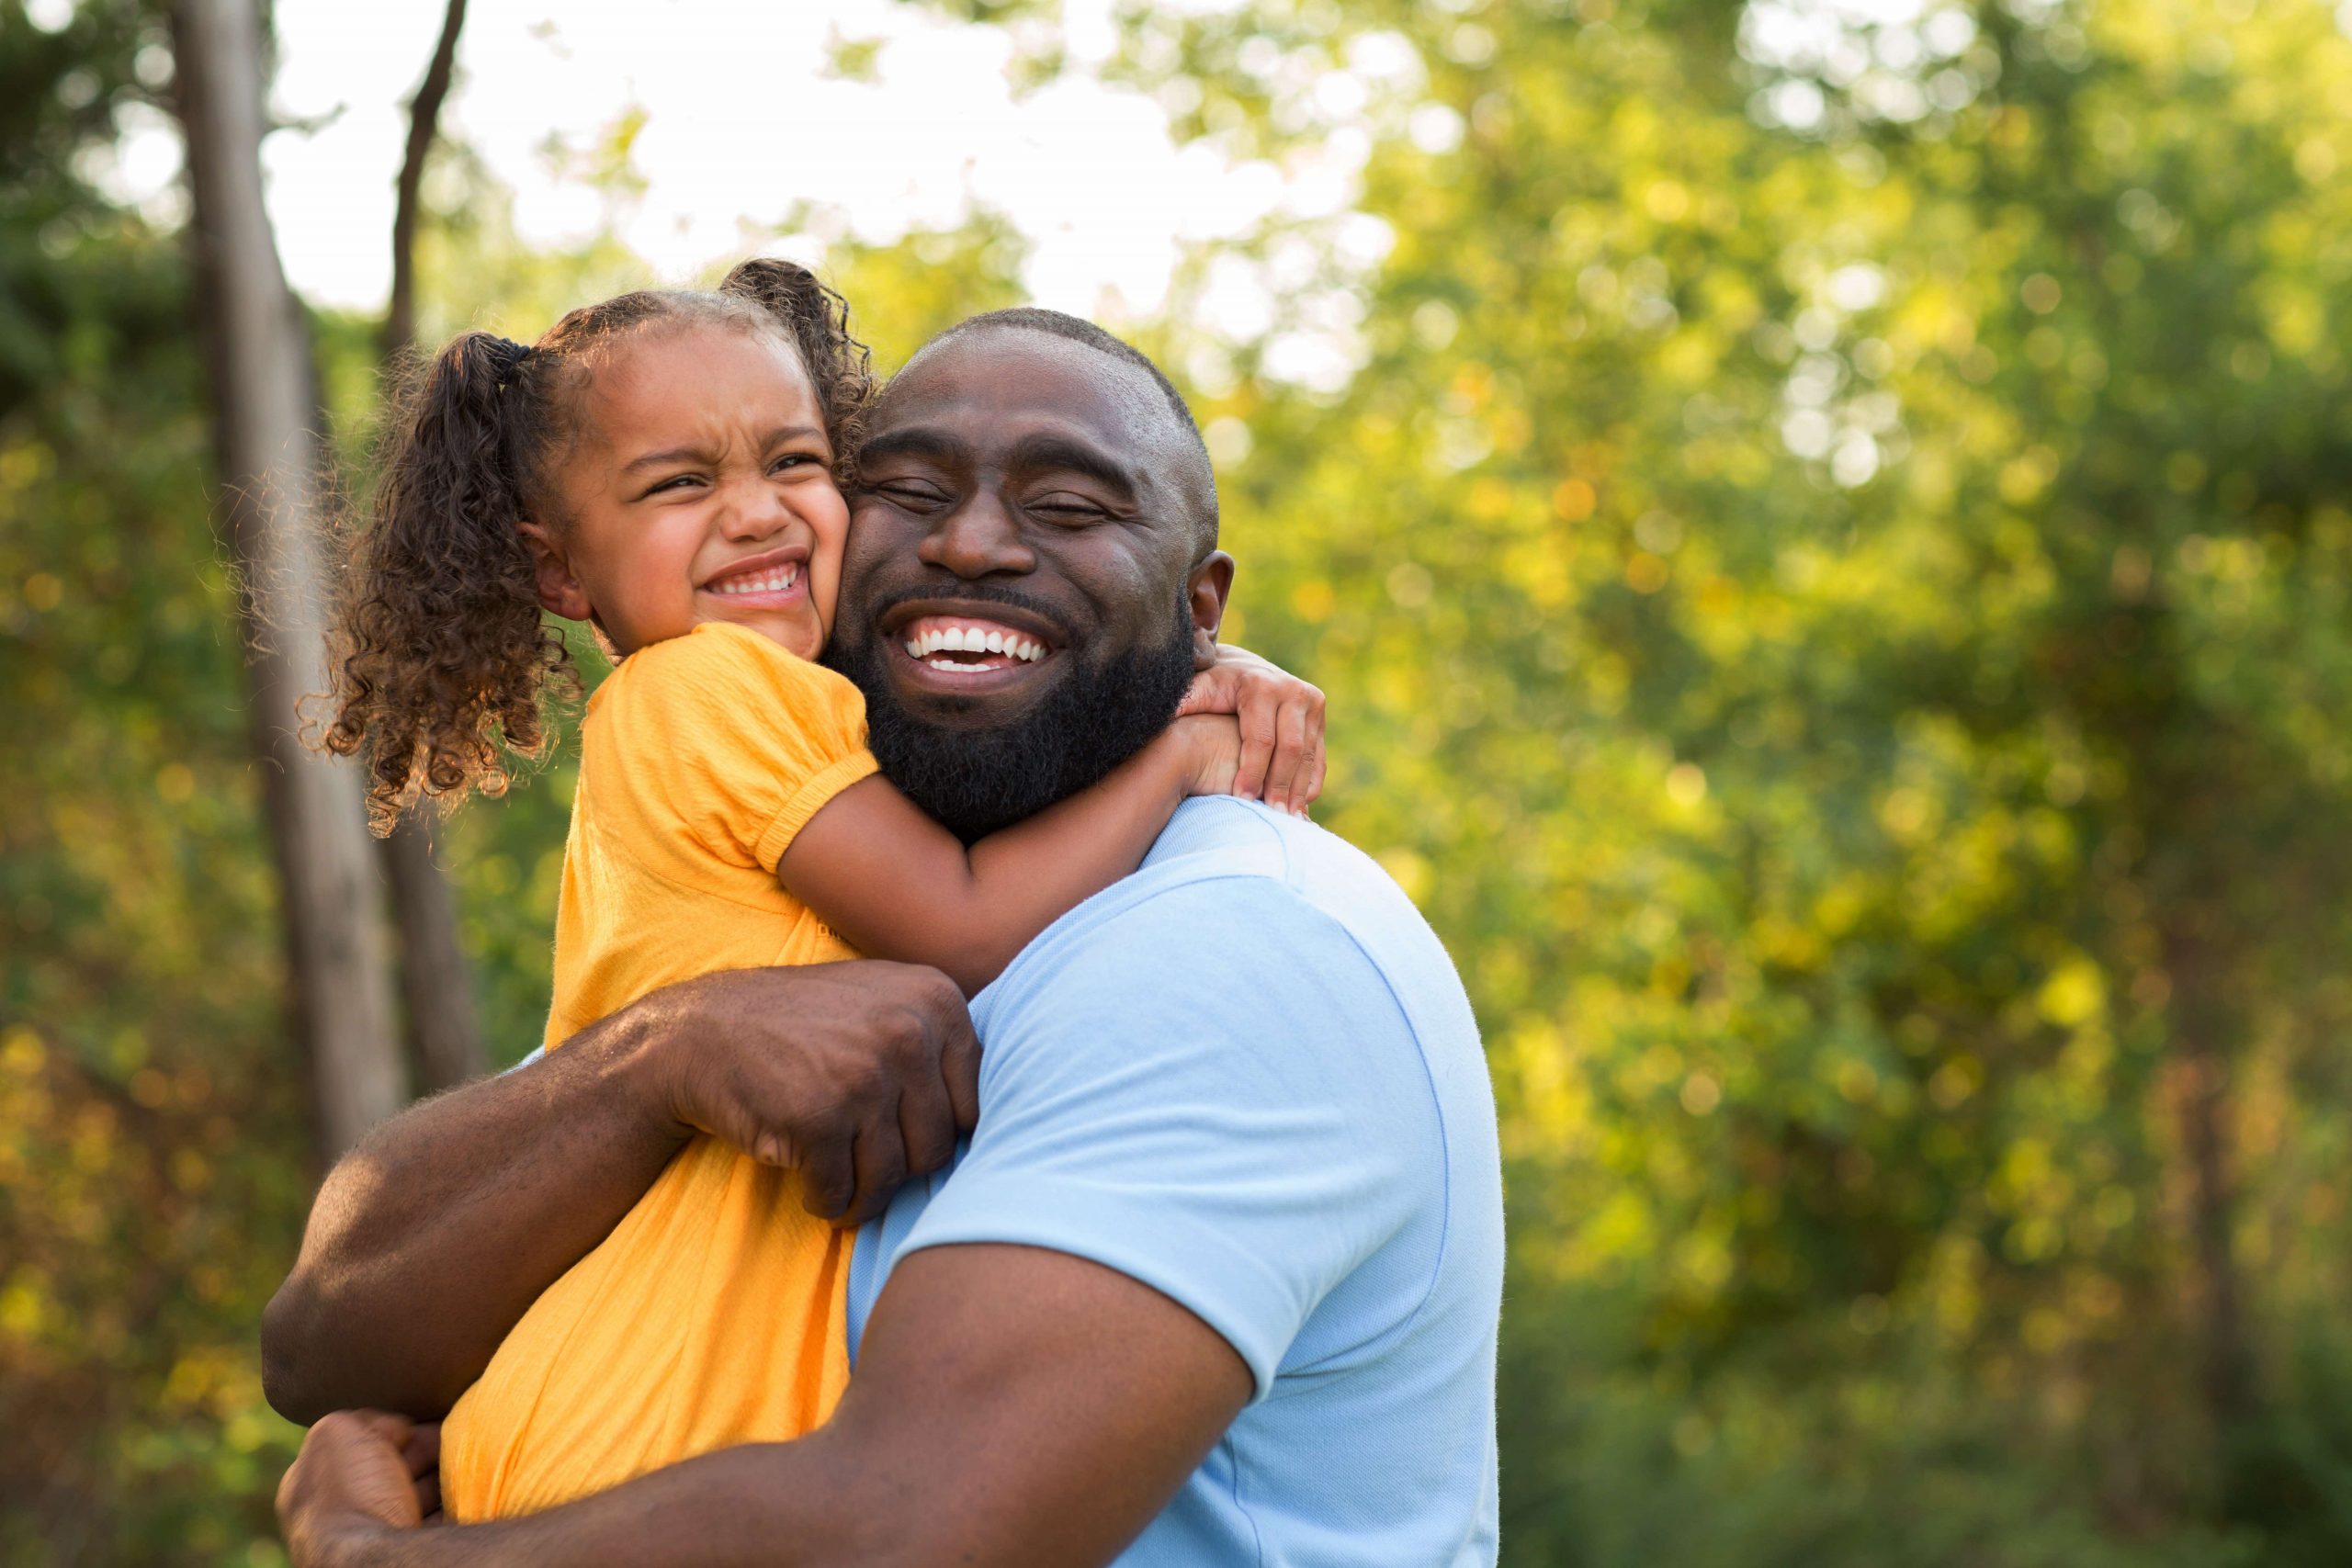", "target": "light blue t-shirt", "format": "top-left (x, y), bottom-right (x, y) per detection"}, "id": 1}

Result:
top-left (848, 797), bottom-right (1504, 1566)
